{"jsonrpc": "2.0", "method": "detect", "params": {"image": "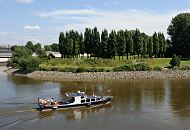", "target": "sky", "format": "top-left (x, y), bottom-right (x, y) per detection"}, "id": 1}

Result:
top-left (0, 0), bottom-right (190, 45)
